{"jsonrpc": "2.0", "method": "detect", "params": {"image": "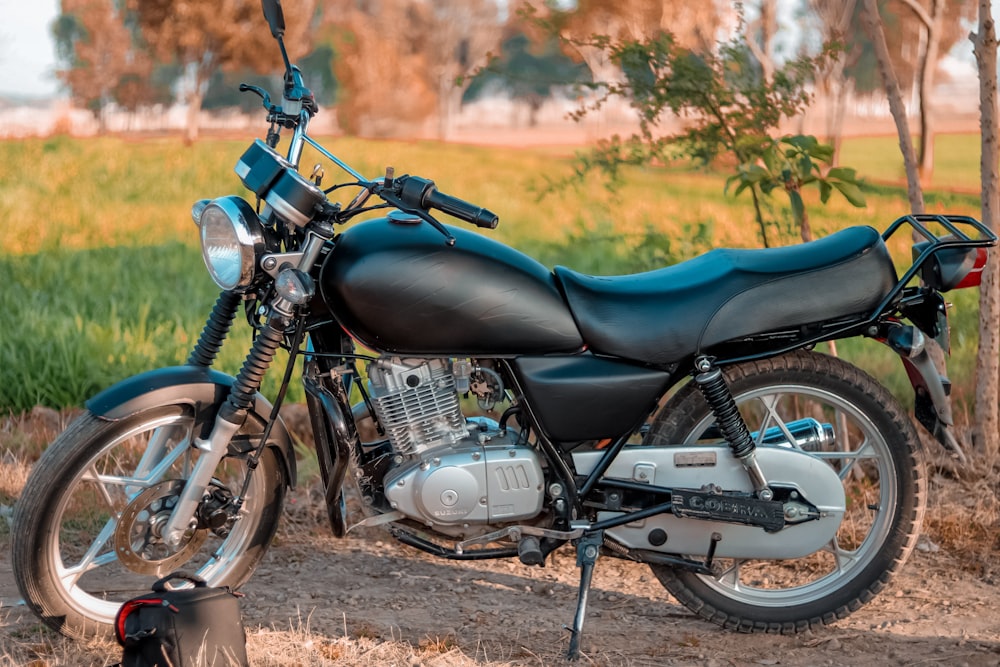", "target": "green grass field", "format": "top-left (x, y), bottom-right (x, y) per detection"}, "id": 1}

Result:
top-left (0, 132), bottom-right (986, 416)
